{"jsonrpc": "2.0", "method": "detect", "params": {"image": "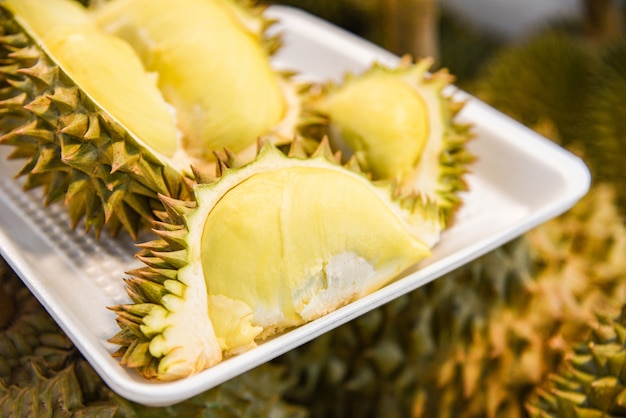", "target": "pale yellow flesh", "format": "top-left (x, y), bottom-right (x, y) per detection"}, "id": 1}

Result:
top-left (93, 0), bottom-right (286, 161)
top-left (200, 166), bottom-right (430, 350)
top-left (4, 0), bottom-right (180, 158)
top-left (318, 76), bottom-right (429, 179)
